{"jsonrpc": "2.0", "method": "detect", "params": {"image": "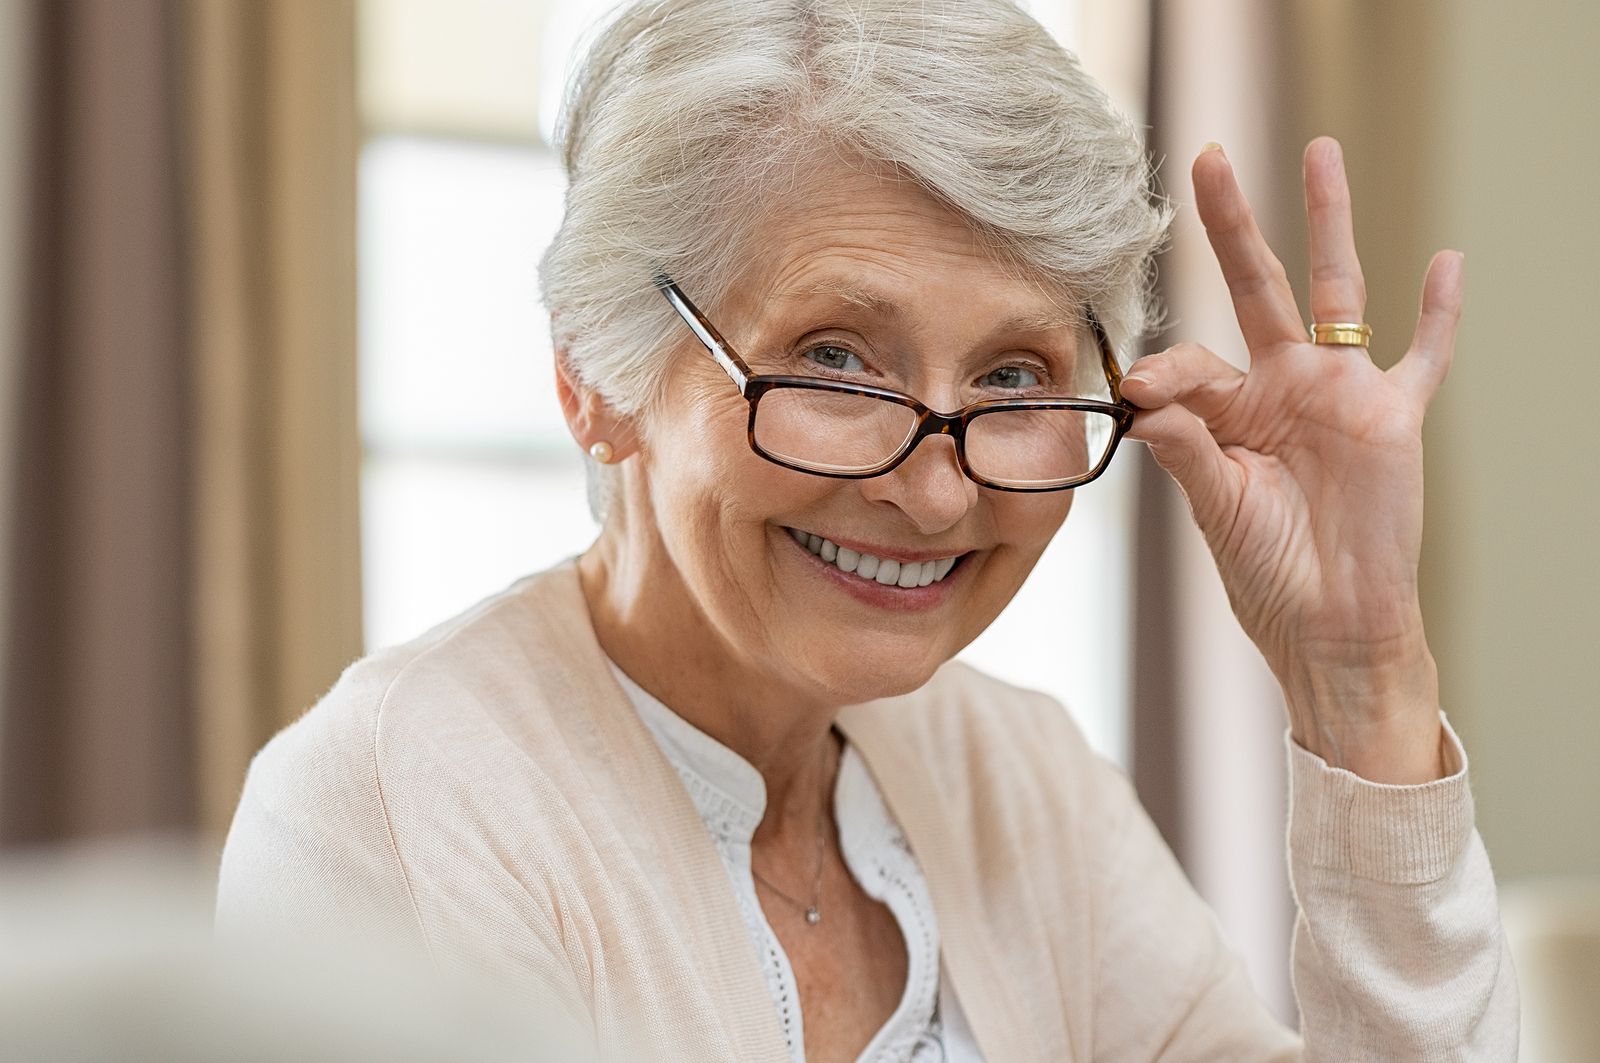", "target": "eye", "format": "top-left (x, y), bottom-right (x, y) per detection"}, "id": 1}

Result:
top-left (805, 344), bottom-right (866, 374)
top-left (981, 365), bottom-right (1041, 390)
